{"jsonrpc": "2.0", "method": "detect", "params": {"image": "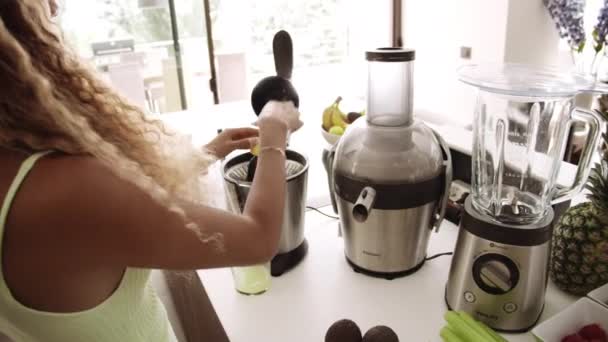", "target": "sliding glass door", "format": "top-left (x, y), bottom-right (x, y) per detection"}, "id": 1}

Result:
top-left (210, 0), bottom-right (392, 111)
top-left (58, 0), bottom-right (216, 113)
